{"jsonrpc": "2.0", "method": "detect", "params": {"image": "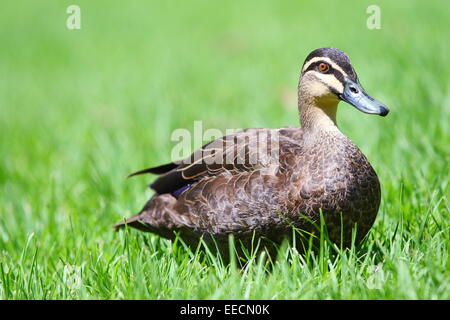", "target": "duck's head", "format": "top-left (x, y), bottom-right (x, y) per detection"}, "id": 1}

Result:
top-left (299, 47), bottom-right (389, 126)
